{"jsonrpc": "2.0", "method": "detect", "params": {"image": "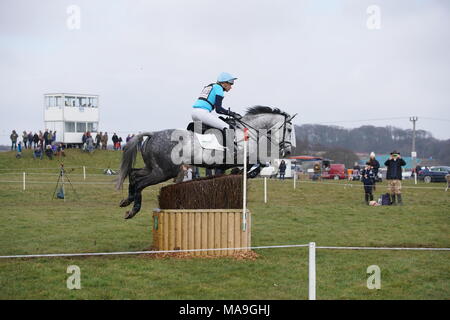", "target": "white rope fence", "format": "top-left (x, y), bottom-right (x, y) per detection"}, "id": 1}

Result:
top-left (1, 242), bottom-right (449, 300)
